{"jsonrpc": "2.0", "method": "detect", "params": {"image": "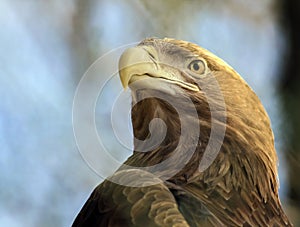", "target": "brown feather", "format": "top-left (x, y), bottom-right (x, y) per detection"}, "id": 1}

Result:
top-left (73, 38), bottom-right (292, 226)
